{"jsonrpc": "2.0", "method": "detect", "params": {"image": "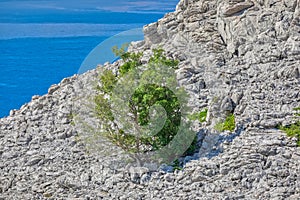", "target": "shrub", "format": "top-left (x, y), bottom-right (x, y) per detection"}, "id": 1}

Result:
top-left (279, 107), bottom-right (300, 146)
top-left (149, 48), bottom-right (179, 68)
top-left (98, 69), bottom-right (117, 93)
top-left (67, 112), bottom-right (76, 126)
top-left (171, 159), bottom-right (183, 171)
top-left (94, 47), bottom-right (196, 159)
top-left (112, 44), bottom-right (143, 76)
top-left (294, 107), bottom-right (300, 117)
top-left (214, 113), bottom-right (235, 132)
top-left (189, 108), bottom-right (208, 123)
top-left (279, 122), bottom-right (300, 146)
top-left (129, 83), bottom-right (181, 149)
